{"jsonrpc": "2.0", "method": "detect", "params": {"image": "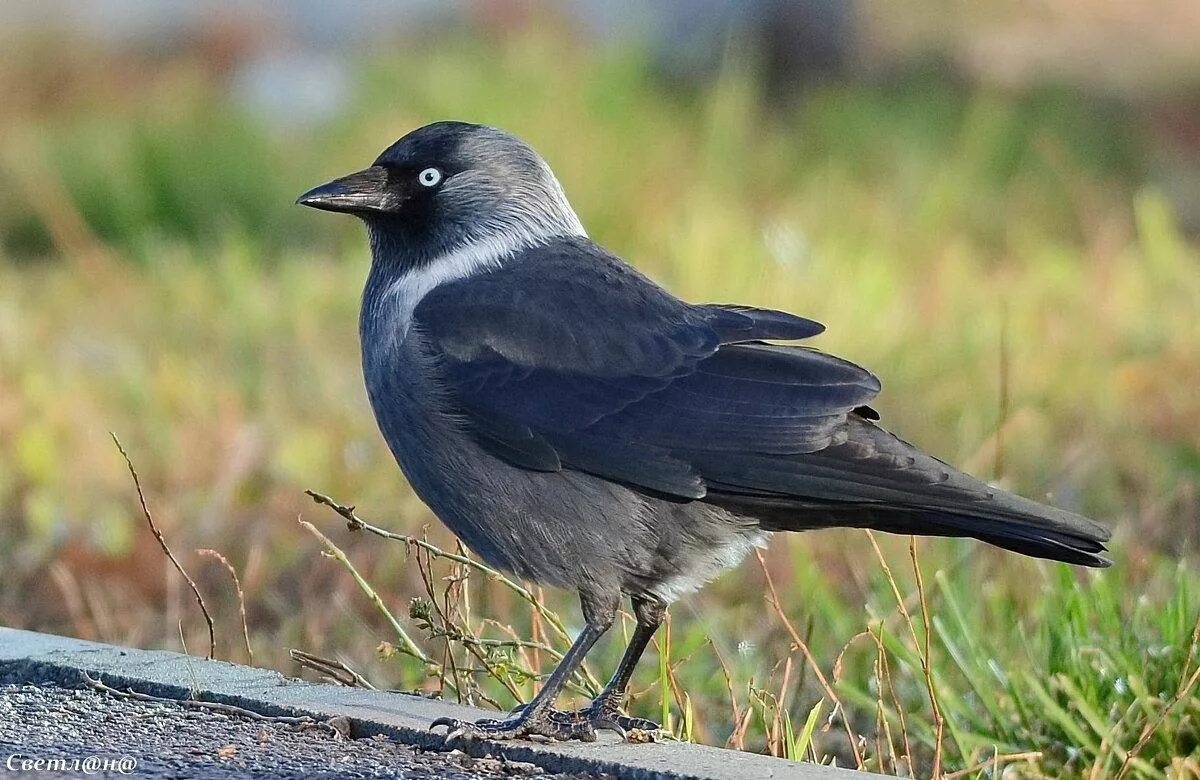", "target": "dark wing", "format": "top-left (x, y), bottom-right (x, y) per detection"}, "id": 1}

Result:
top-left (413, 236), bottom-right (1111, 566)
top-left (413, 236), bottom-right (879, 499)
